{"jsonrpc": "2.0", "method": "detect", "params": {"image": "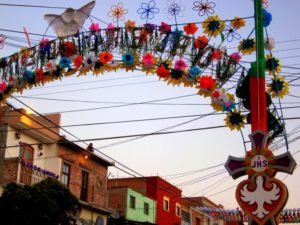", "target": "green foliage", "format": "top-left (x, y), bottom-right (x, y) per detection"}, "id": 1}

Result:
top-left (0, 177), bottom-right (80, 225)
